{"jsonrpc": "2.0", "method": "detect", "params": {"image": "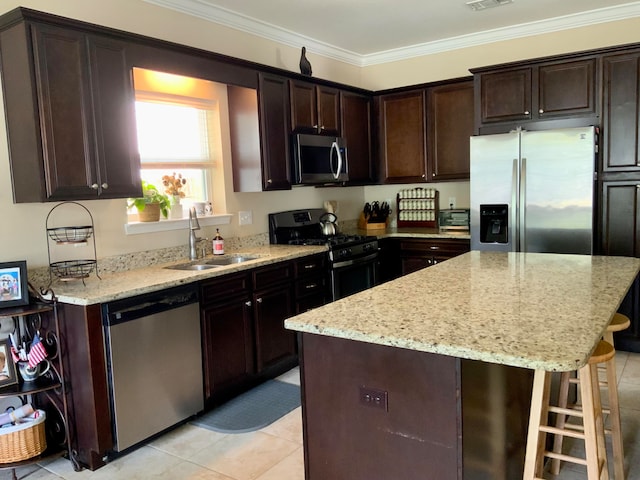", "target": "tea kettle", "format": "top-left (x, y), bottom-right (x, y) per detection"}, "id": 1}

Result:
top-left (319, 212), bottom-right (338, 236)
